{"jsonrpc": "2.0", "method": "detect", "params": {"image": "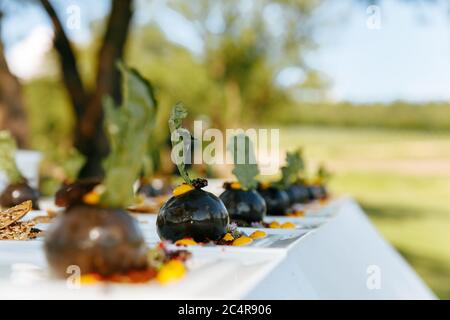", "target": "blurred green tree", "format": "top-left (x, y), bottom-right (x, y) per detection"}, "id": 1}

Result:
top-left (166, 0), bottom-right (324, 127)
top-left (1, 0), bottom-right (326, 180)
